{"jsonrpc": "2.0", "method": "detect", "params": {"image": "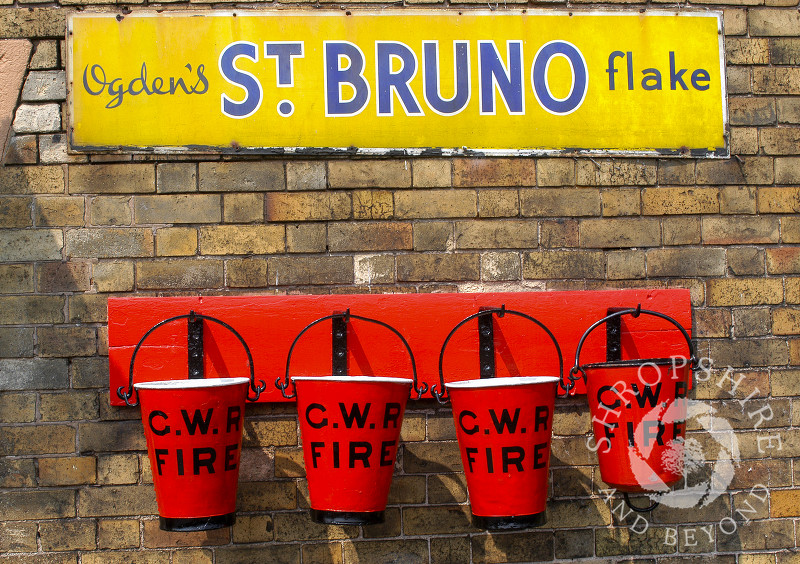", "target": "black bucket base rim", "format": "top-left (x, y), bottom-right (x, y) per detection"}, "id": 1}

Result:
top-left (310, 508), bottom-right (385, 525)
top-left (160, 512), bottom-right (235, 532)
top-left (472, 511), bottom-right (547, 531)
